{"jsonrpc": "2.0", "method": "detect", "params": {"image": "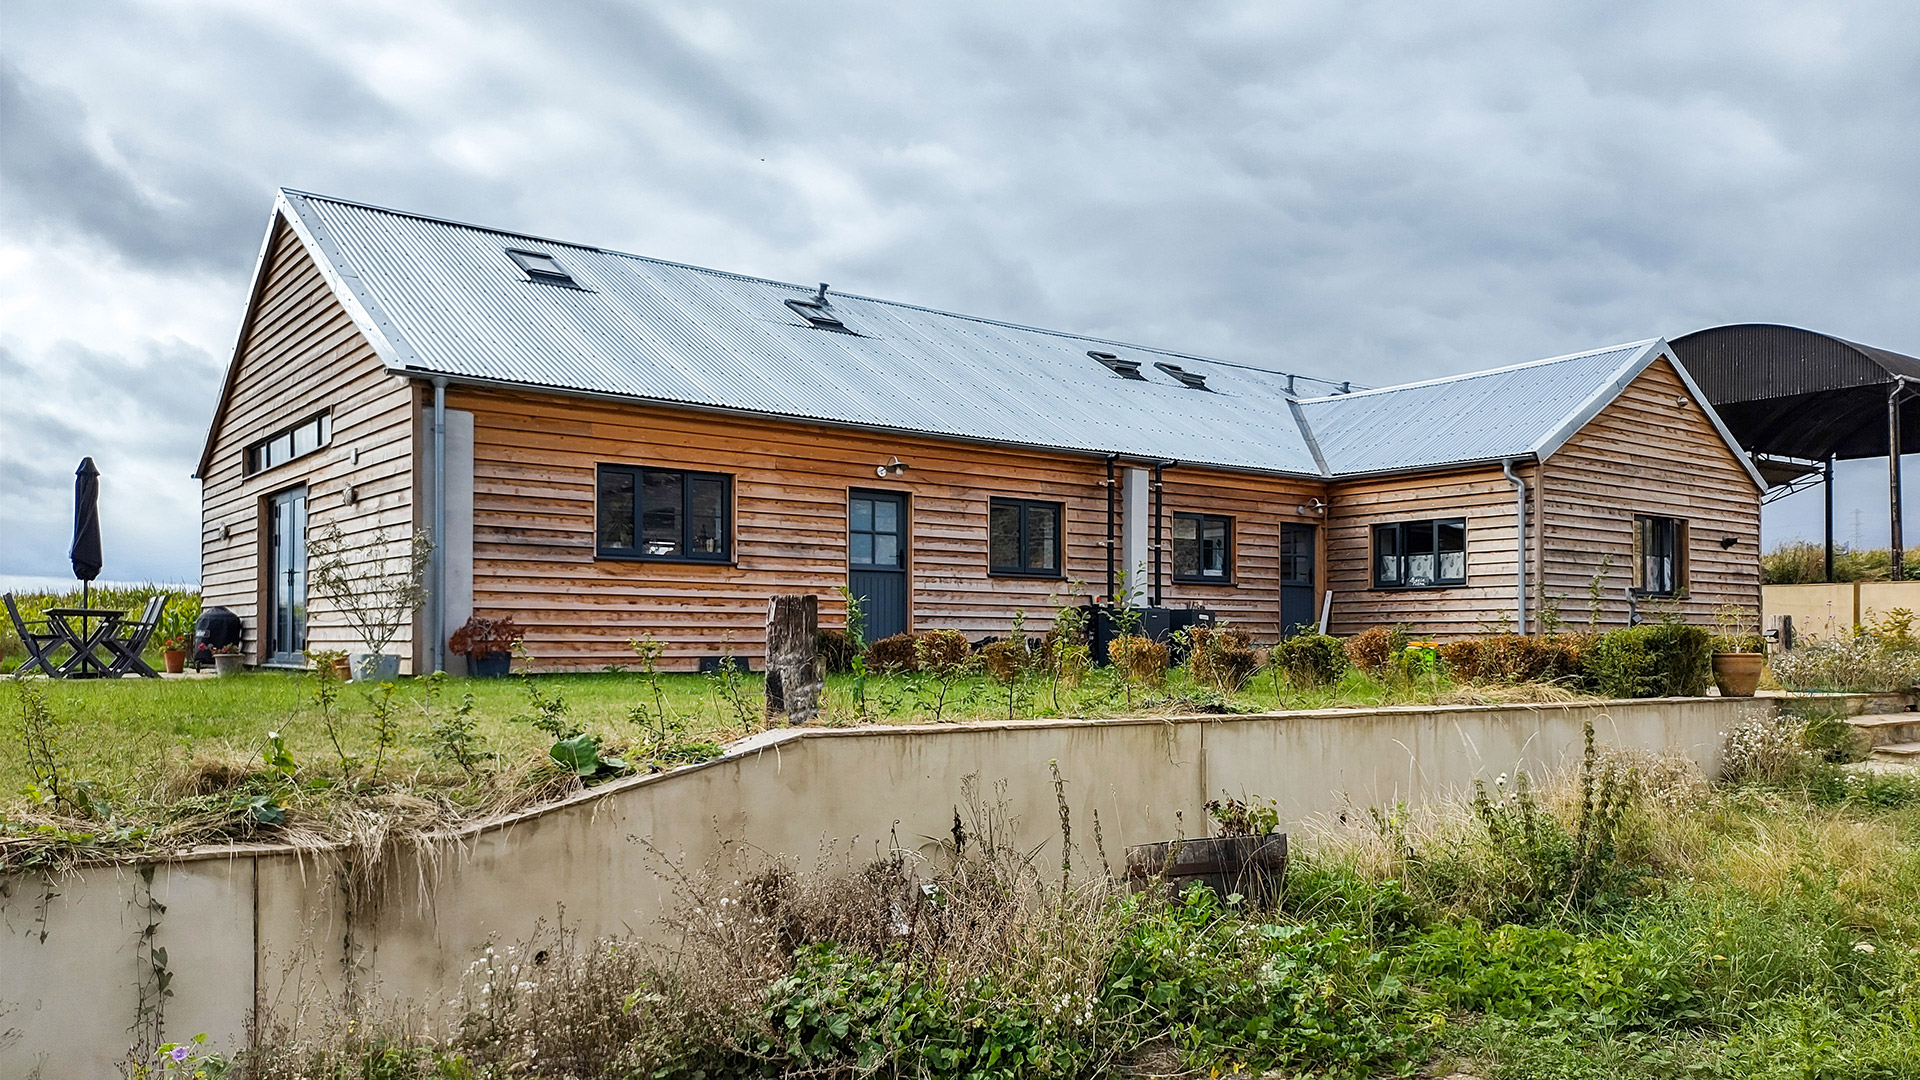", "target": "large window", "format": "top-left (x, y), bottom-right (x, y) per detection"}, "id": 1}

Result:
top-left (989, 498), bottom-right (1062, 577)
top-left (1173, 512), bottom-right (1233, 583)
top-left (1634, 516), bottom-right (1685, 596)
top-left (244, 412), bottom-right (331, 476)
top-left (596, 464), bottom-right (731, 561)
top-left (1372, 518), bottom-right (1467, 589)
